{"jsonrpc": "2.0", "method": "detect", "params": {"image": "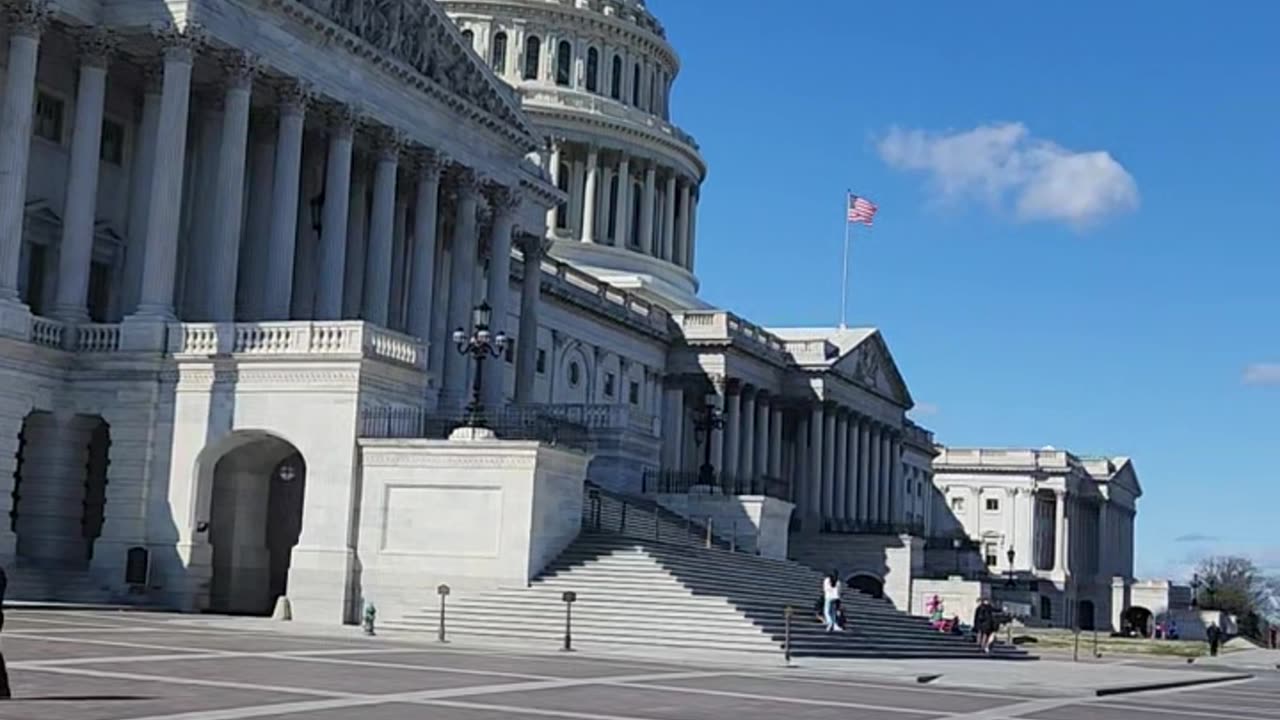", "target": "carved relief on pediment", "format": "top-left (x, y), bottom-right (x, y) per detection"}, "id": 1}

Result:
top-left (852, 342), bottom-right (885, 392)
